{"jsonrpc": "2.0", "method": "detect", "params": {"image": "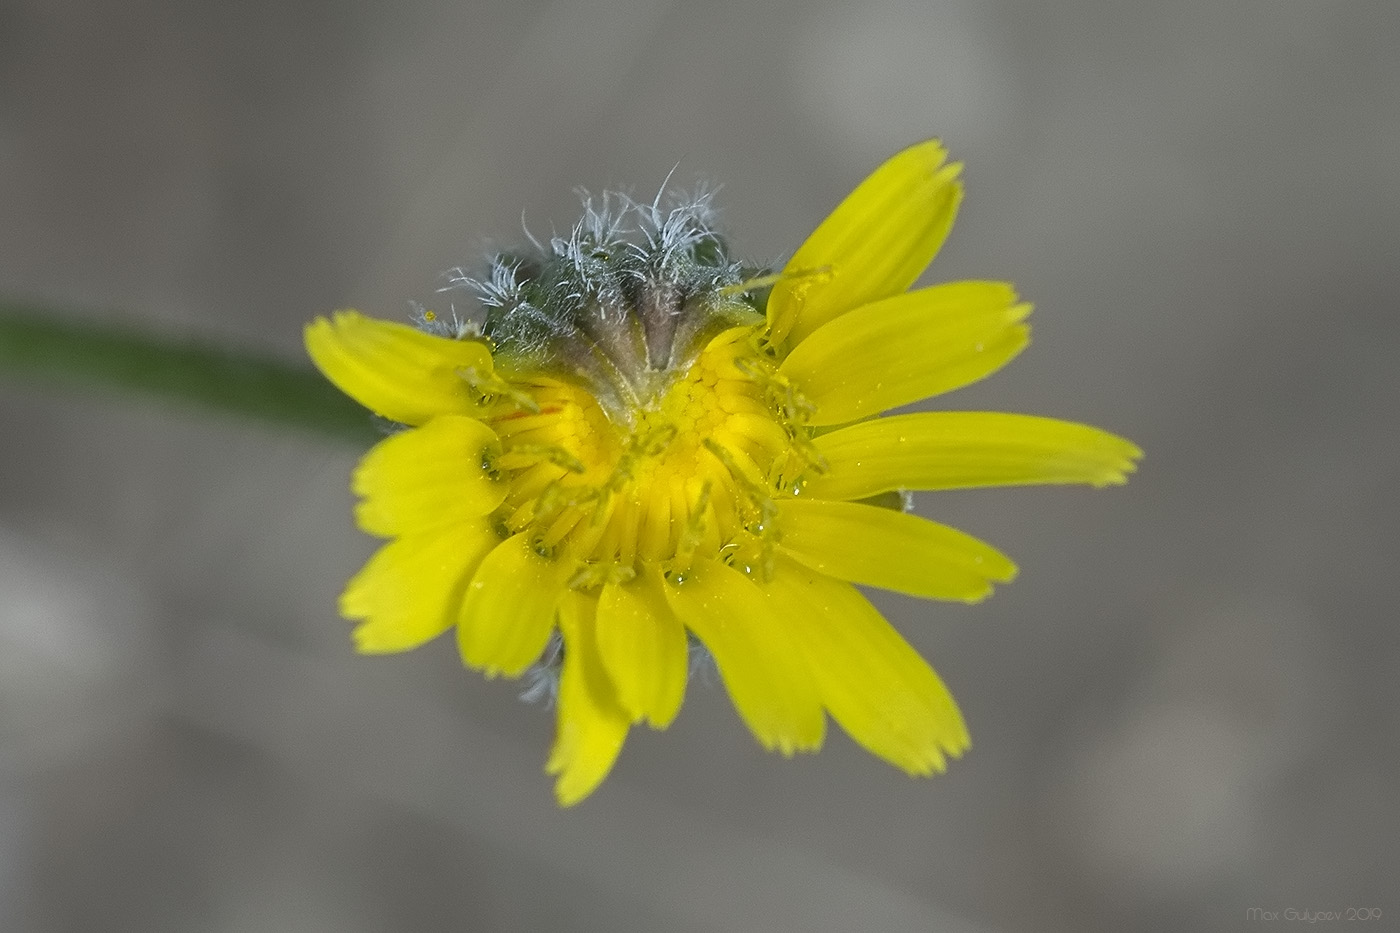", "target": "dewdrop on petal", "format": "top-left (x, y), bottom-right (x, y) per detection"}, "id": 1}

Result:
top-left (305, 141), bottom-right (1141, 805)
